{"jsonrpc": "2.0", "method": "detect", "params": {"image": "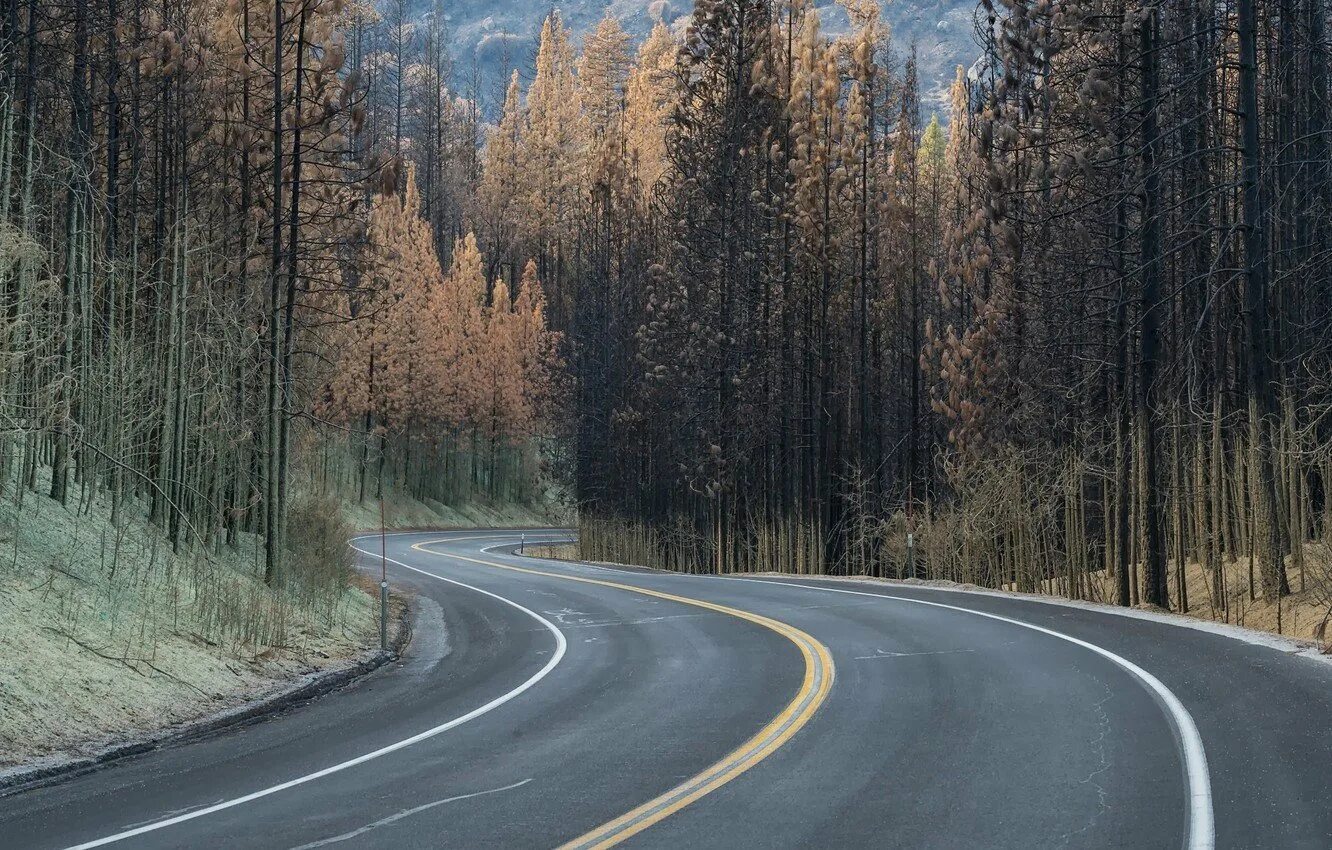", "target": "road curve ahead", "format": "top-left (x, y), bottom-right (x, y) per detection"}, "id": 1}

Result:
top-left (3, 529), bottom-right (1331, 849)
